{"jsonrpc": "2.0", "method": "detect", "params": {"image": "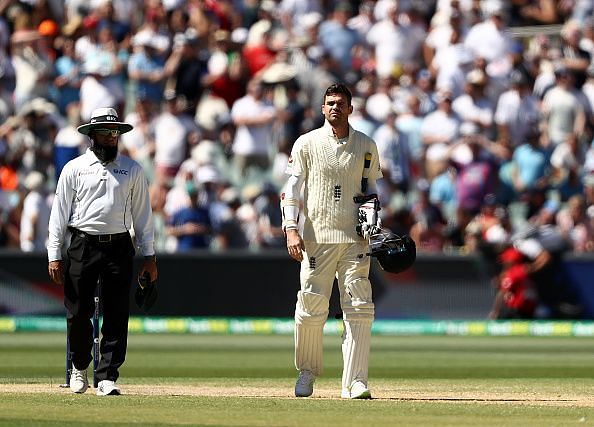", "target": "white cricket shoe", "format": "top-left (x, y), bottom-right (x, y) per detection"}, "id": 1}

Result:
top-left (69, 367), bottom-right (88, 393)
top-left (295, 370), bottom-right (316, 397)
top-left (341, 380), bottom-right (371, 399)
top-left (96, 380), bottom-right (121, 396)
